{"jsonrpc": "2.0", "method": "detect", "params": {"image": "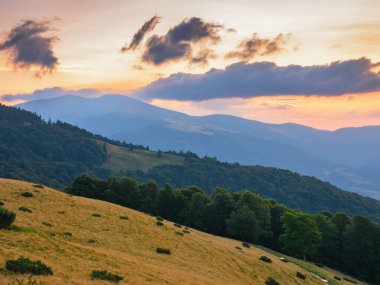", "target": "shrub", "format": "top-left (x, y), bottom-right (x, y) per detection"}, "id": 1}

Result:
top-left (174, 223), bottom-right (182, 228)
top-left (175, 231), bottom-right (184, 236)
top-left (5, 257), bottom-right (53, 275)
top-left (235, 246), bottom-right (242, 250)
top-left (156, 248), bottom-right (171, 255)
top-left (183, 229), bottom-right (190, 234)
top-left (63, 232), bottom-right (72, 236)
top-left (88, 239), bottom-right (96, 243)
top-left (58, 211), bottom-right (65, 214)
top-left (343, 277), bottom-right (357, 284)
top-left (184, 227), bottom-right (189, 229)
top-left (92, 213), bottom-right (101, 217)
top-left (259, 256), bottom-right (272, 263)
top-left (119, 216), bottom-right (129, 220)
top-left (156, 221), bottom-right (164, 226)
top-left (314, 262), bottom-right (324, 268)
top-left (42, 222), bottom-right (52, 227)
top-left (156, 216), bottom-right (164, 221)
top-left (0, 201), bottom-right (4, 206)
top-left (242, 242), bottom-right (250, 248)
top-left (19, 206), bottom-right (32, 213)
top-left (10, 276), bottom-right (43, 285)
top-left (265, 277), bottom-right (279, 285)
top-left (33, 184), bottom-right (44, 189)
top-left (49, 233), bottom-right (56, 237)
top-left (21, 192), bottom-right (33, 198)
top-left (280, 258), bottom-right (289, 263)
top-left (296, 272), bottom-right (306, 280)
top-left (0, 207), bottom-right (16, 229)
top-left (334, 276), bottom-right (342, 281)
top-left (90, 270), bottom-right (123, 282)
